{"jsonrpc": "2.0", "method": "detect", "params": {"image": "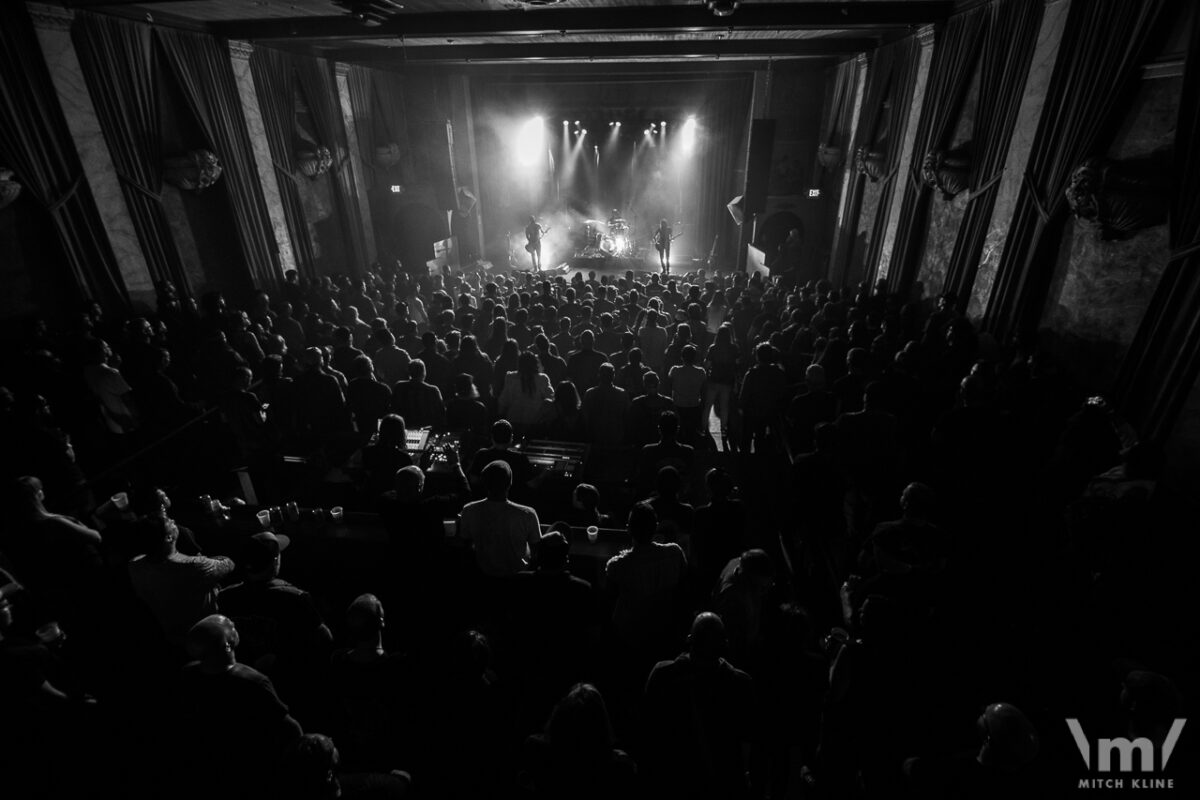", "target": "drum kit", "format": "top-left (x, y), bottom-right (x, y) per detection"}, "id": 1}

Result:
top-left (582, 217), bottom-right (634, 257)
